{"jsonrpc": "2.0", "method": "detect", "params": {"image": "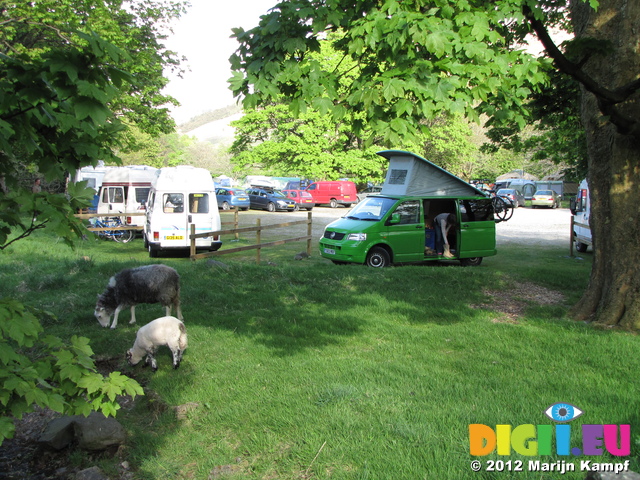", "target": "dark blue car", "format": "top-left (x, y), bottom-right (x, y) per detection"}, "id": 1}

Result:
top-left (215, 187), bottom-right (250, 211)
top-left (247, 188), bottom-right (296, 212)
